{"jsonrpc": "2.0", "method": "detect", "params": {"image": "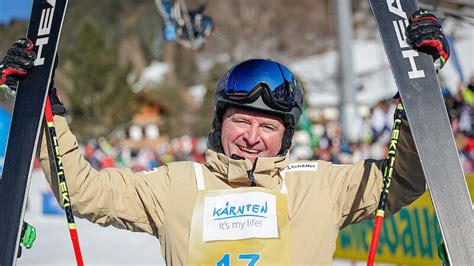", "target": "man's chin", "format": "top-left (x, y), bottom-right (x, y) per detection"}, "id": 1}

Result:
top-left (229, 149), bottom-right (259, 163)
top-left (244, 156), bottom-right (257, 164)
top-left (238, 153), bottom-right (262, 165)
